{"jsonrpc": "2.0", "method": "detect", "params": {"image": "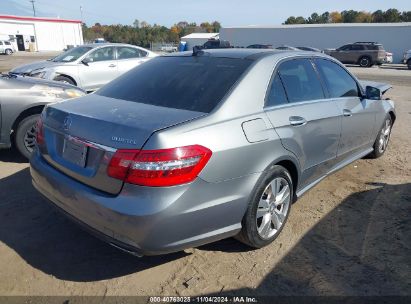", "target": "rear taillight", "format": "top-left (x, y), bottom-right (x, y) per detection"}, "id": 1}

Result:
top-left (35, 117), bottom-right (45, 145)
top-left (107, 145), bottom-right (212, 187)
